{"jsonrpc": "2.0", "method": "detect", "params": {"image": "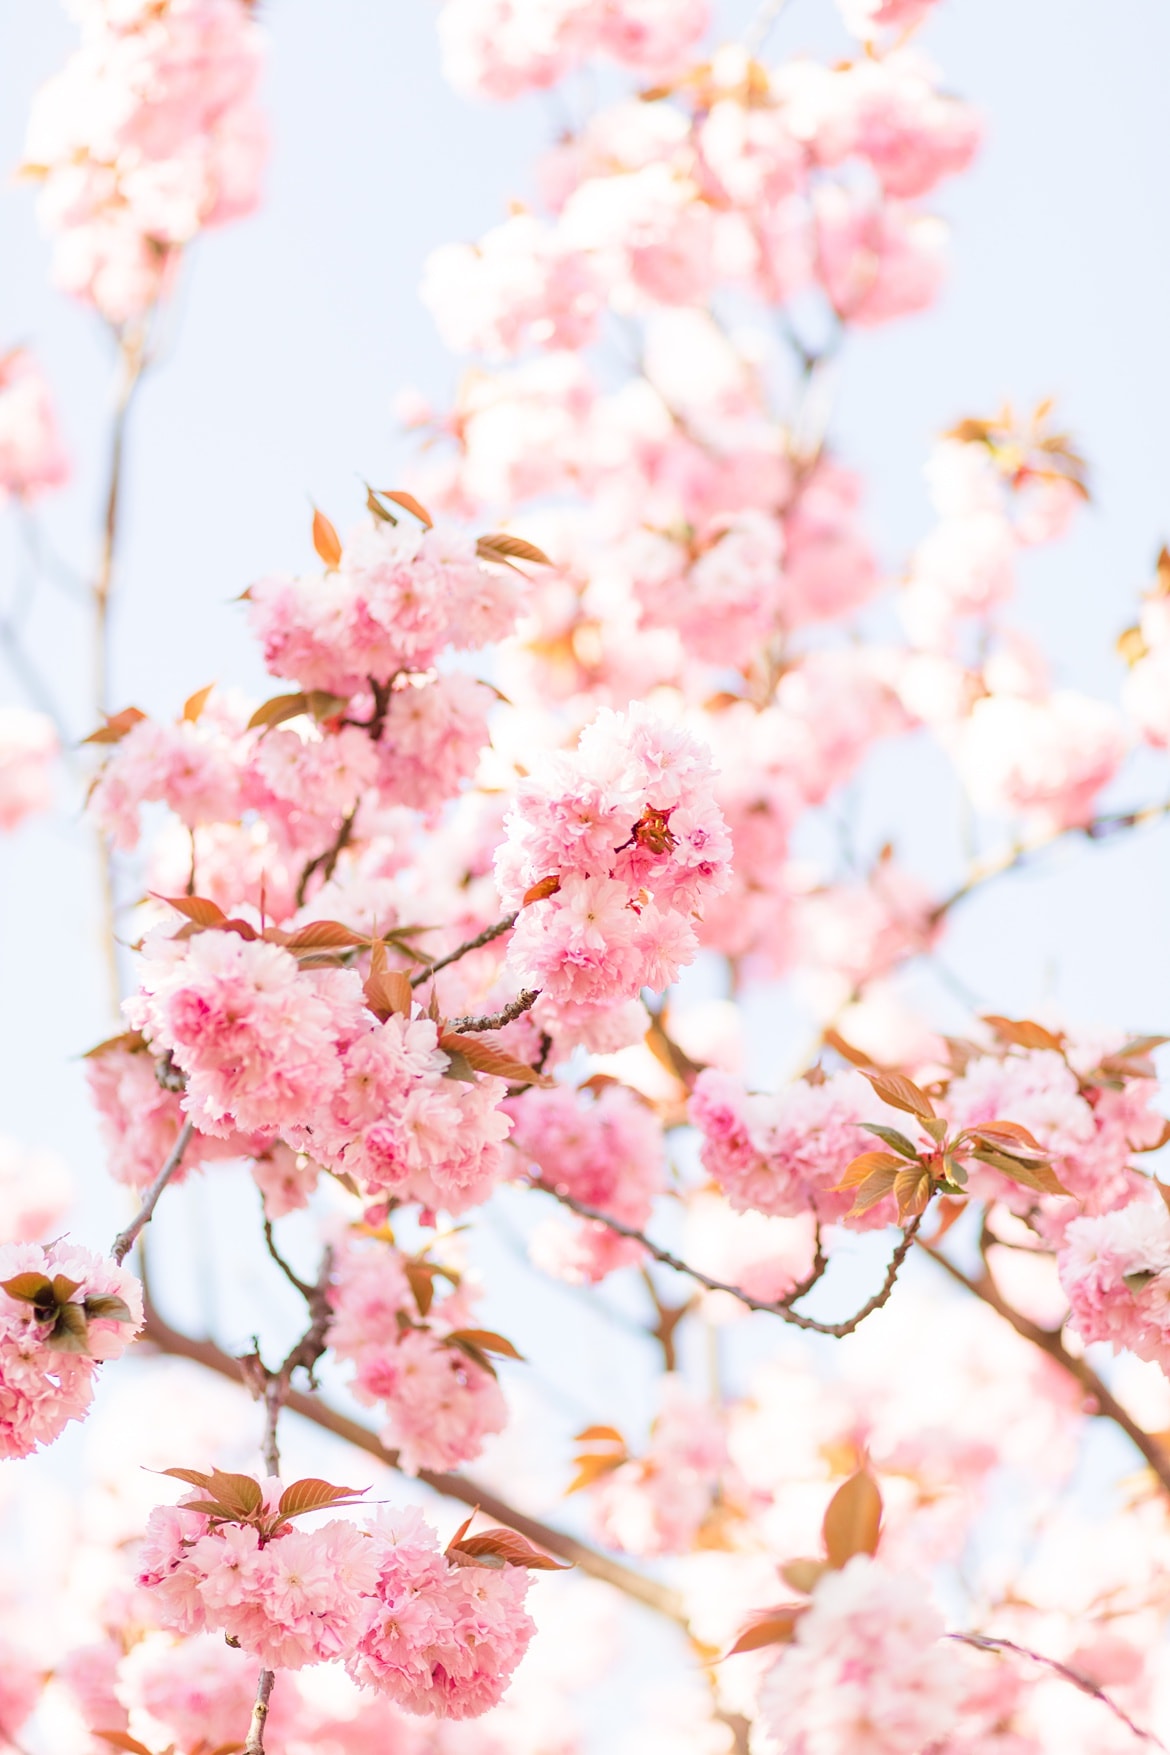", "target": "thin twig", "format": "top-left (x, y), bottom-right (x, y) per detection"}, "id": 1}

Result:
top-left (410, 912), bottom-right (518, 987)
top-left (262, 1214), bottom-right (314, 1299)
top-left (111, 1118), bottom-right (194, 1264)
top-left (295, 806), bottom-right (357, 909)
top-left (743, 0), bottom-right (793, 53)
top-left (529, 1180), bottom-right (922, 1337)
top-left (444, 989), bottom-right (540, 1032)
top-left (243, 1667), bottom-right (276, 1755)
top-left (948, 1633), bottom-right (1162, 1748)
top-left (138, 1294), bottom-right (687, 1625)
